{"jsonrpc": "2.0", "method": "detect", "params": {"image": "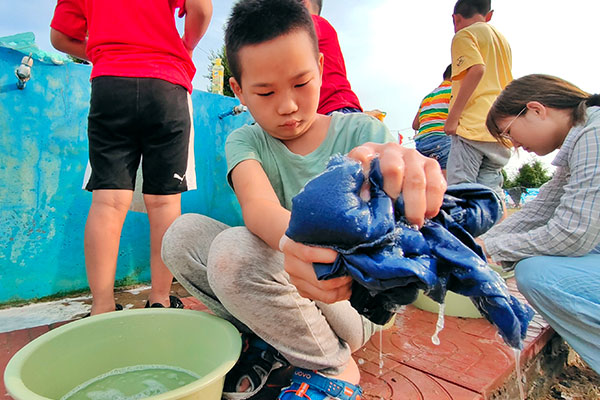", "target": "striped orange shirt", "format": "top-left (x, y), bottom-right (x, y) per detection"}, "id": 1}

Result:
top-left (415, 80), bottom-right (452, 140)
